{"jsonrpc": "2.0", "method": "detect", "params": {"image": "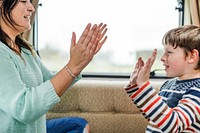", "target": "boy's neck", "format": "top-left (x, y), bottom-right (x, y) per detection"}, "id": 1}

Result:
top-left (178, 70), bottom-right (200, 80)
